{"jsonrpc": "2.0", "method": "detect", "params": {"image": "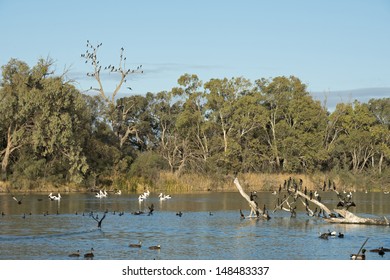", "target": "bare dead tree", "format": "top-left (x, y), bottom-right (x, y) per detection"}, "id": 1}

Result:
top-left (81, 41), bottom-right (143, 148)
top-left (233, 178), bottom-right (270, 220)
top-left (235, 177), bottom-right (389, 226)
